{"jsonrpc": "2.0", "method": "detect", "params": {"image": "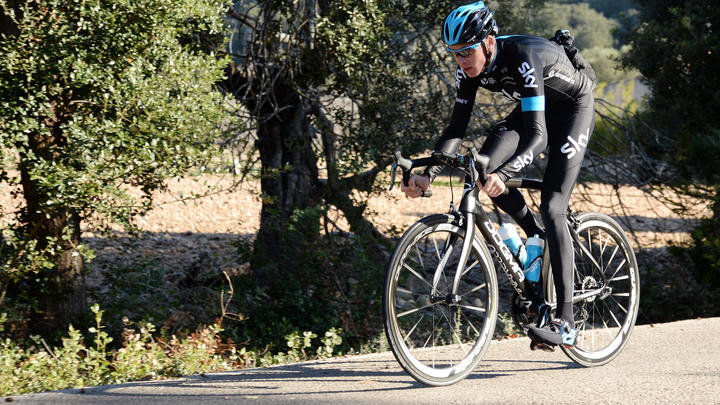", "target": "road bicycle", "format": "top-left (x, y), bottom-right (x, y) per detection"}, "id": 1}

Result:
top-left (382, 148), bottom-right (640, 386)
